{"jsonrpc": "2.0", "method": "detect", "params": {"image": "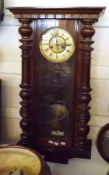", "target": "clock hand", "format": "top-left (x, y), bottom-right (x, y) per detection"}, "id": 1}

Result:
top-left (56, 38), bottom-right (58, 45)
top-left (55, 37), bottom-right (60, 50)
top-left (56, 43), bottom-right (72, 51)
top-left (56, 43), bottom-right (72, 46)
top-left (54, 37), bottom-right (58, 45)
